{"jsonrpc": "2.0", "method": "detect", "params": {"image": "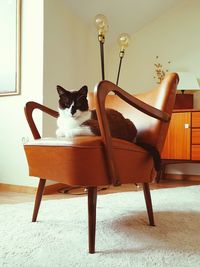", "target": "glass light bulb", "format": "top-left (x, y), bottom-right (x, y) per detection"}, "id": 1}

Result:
top-left (118, 33), bottom-right (131, 50)
top-left (94, 14), bottom-right (108, 35)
